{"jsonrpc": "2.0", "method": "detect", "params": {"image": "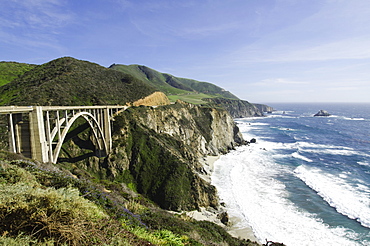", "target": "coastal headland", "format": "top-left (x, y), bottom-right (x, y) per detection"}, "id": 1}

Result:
top-left (0, 57), bottom-right (274, 245)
